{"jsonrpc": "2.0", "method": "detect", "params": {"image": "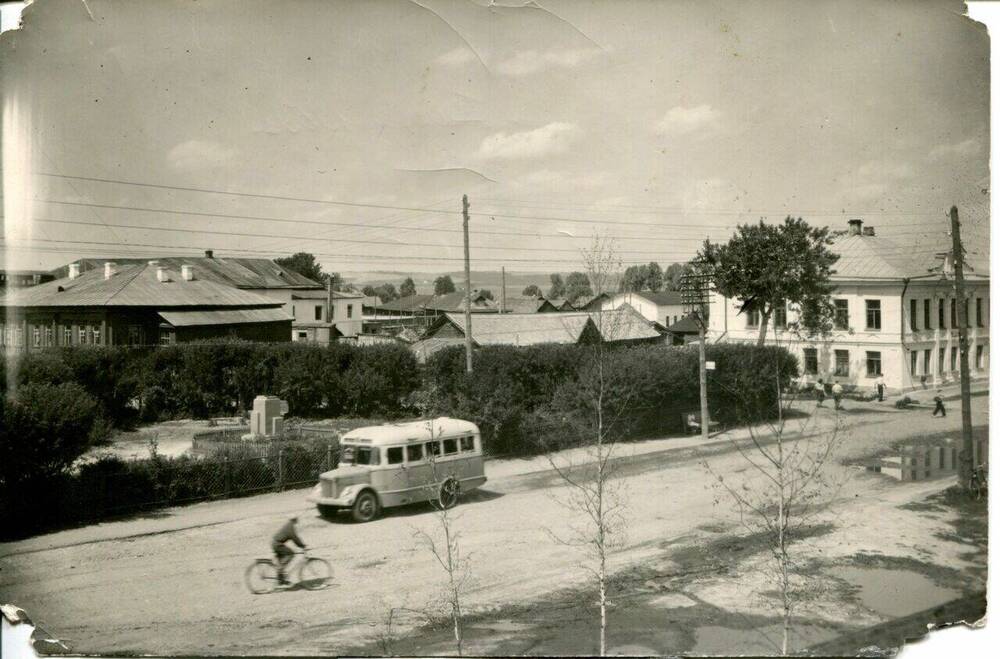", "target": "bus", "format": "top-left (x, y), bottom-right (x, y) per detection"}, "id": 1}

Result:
top-left (307, 417), bottom-right (487, 522)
